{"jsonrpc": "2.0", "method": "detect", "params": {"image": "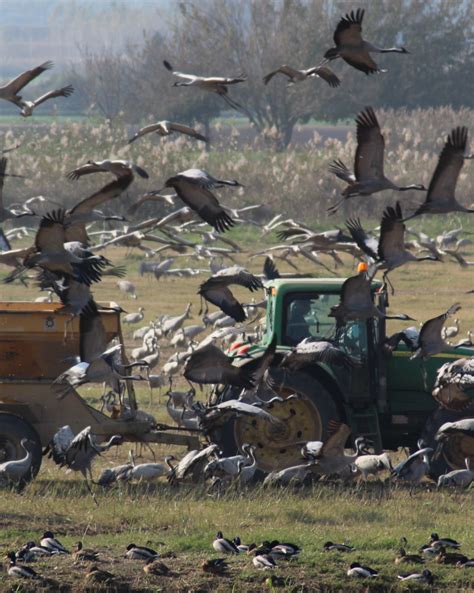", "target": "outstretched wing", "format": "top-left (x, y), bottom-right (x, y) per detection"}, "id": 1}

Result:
top-left (199, 281), bottom-right (246, 322)
top-left (172, 180), bottom-right (235, 233)
top-left (346, 217), bottom-right (379, 260)
top-left (419, 303), bottom-right (462, 348)
top-left (321, 423), bottom-right (352, 457)
top-left (32, 85), bottom-right (74, 108)
top-left (426, 127), bottom-right (467, 205)
top-left (45, 425), bottom-right (75, 466)
top-left (1, 61), bottom-right (53, 97)
top-left (69, 175), bottom-right (133, 215)
top-left (378, 202), bottom-right (405, 261)
top-left (354, 107), bottom-right (385, 181)
top-left (35, 210), bottom-right (66, 252)
top-left (333, 9), bottom-right (364, 47)
top-left (167, 122), bottom-right (207, 141)
top-left (308, 66), bottom-right (341, 88)
top-left (263, 65), bottom-right (299, 85)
